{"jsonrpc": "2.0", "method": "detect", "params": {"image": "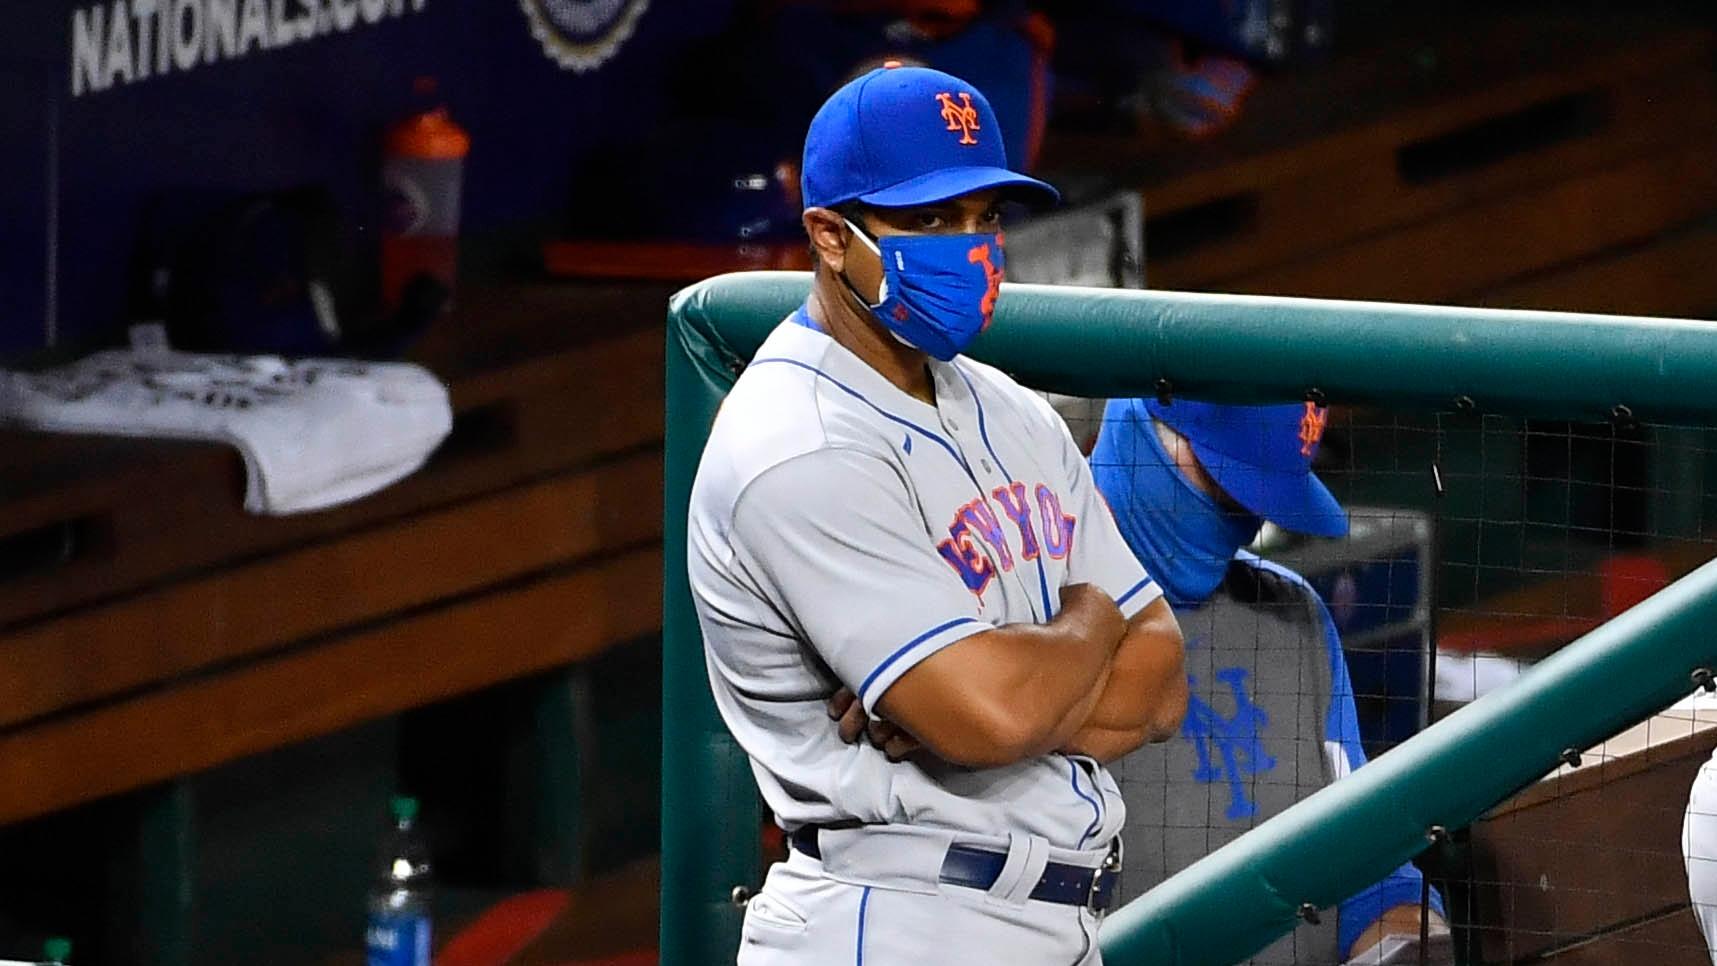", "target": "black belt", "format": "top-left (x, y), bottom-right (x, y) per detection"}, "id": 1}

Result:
top-left (788, 826), bottom-right (1120, 912)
